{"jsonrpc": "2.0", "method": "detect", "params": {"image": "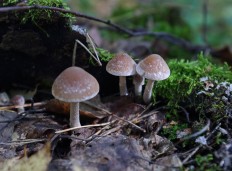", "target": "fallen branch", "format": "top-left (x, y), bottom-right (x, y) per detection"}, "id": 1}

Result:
top-left (0, 5), bottom-right (209, 53)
